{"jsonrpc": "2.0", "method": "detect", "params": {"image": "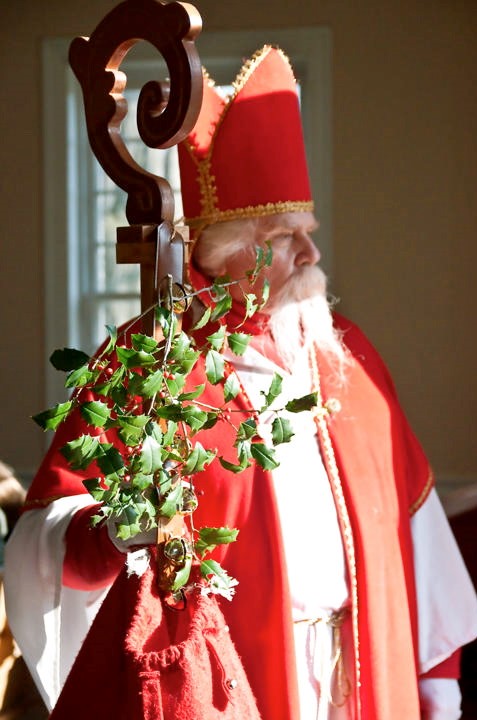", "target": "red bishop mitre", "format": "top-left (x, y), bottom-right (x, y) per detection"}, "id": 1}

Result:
top-left (178, 45), bottom-right (314, 232)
